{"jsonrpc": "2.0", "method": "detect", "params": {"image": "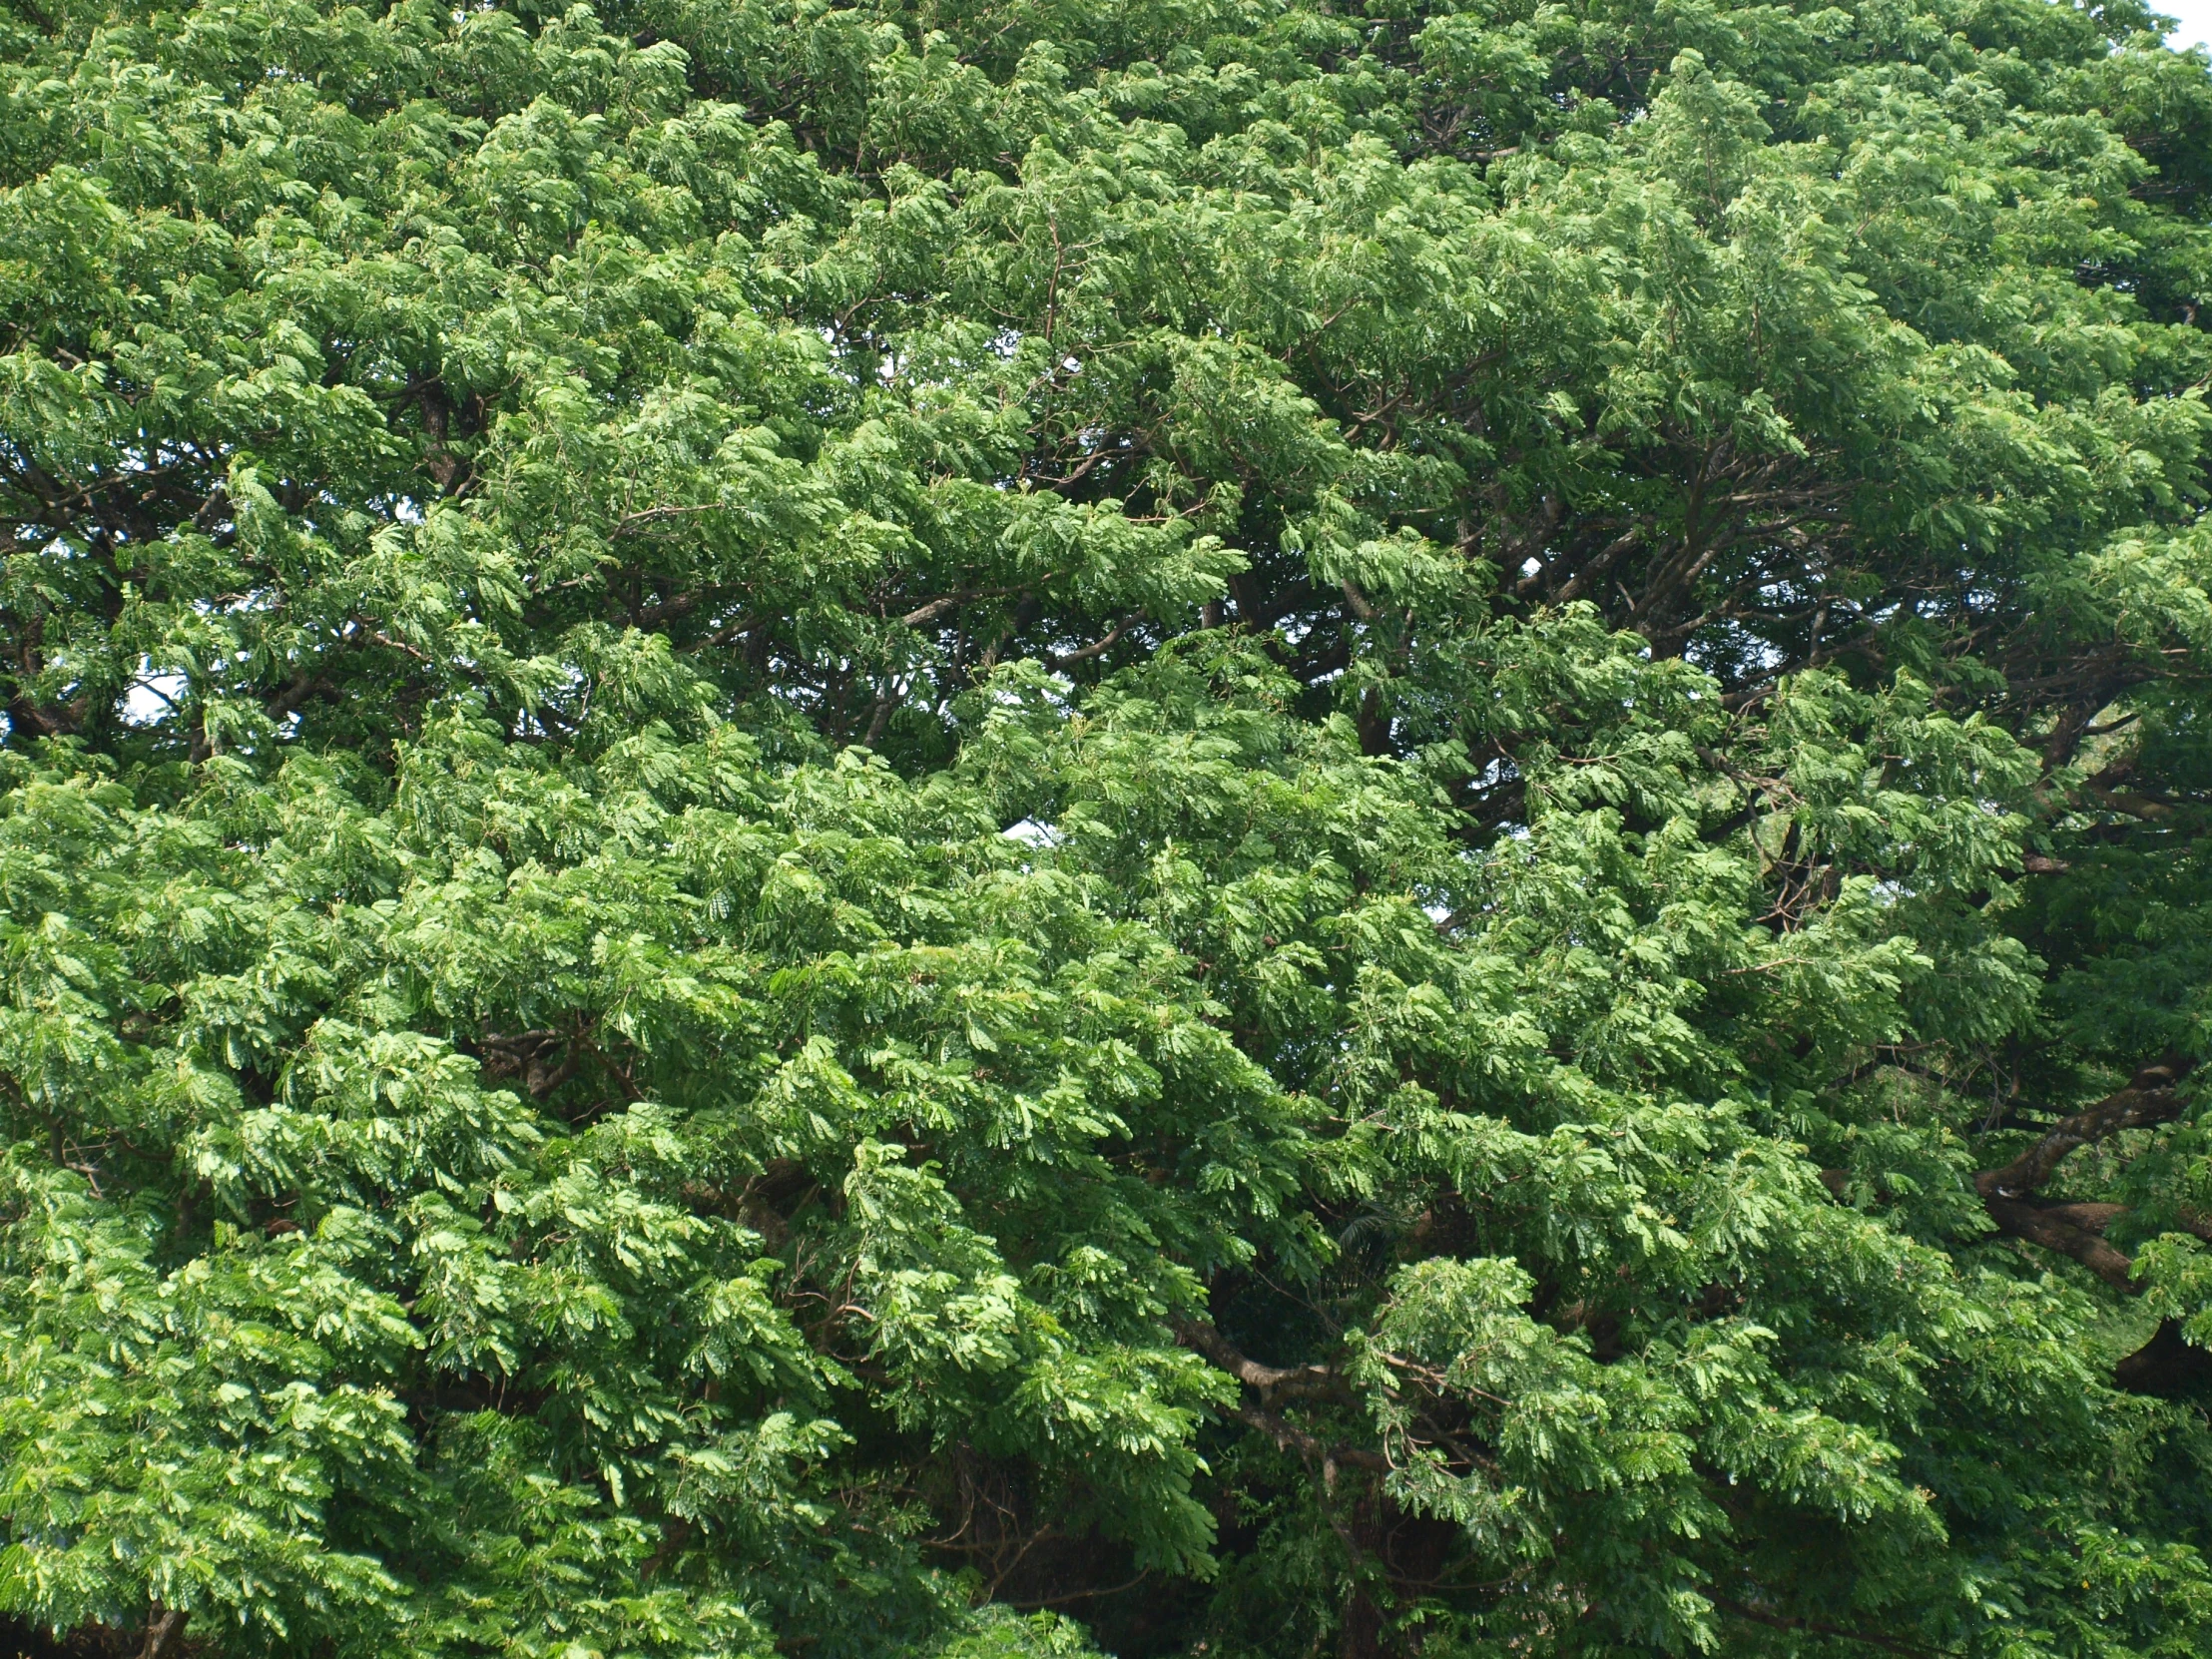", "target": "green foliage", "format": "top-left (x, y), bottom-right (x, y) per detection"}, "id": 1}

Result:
top-left (2, 0), bottom-right (2212, 1654)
